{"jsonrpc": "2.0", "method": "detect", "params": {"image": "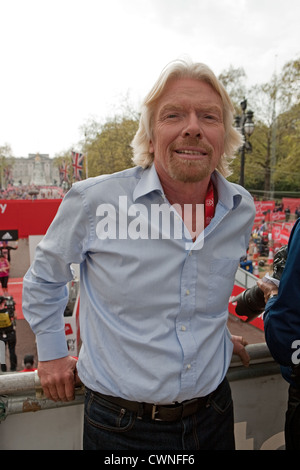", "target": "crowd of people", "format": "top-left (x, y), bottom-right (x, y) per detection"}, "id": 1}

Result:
top-left (0, 184), bottom-right (65, 200)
